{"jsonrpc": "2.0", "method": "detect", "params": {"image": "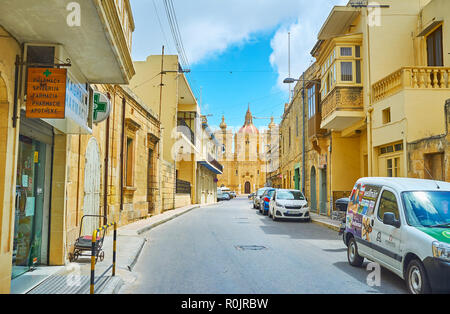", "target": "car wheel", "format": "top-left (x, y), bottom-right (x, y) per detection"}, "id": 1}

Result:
top-left (347, 237), bottom-right (364, 267)
top-left (406, 259), bottom-right (431, 294)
